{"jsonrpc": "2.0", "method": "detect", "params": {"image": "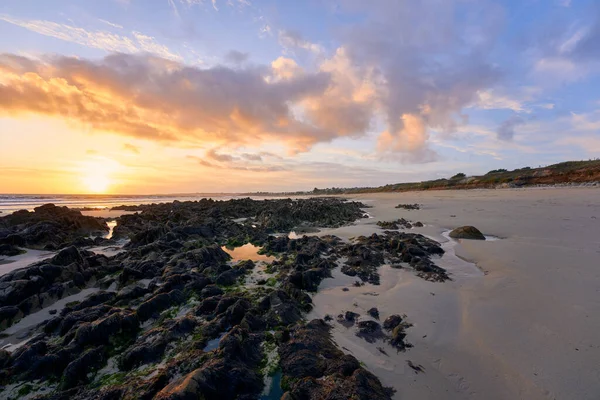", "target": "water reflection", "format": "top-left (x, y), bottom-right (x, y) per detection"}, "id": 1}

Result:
top-left (222, 243), bottom-right (276, 263)
top-left (105, 220), bottom-right (117, 239)
top-left (260, 370), bottom-right (284, 400)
